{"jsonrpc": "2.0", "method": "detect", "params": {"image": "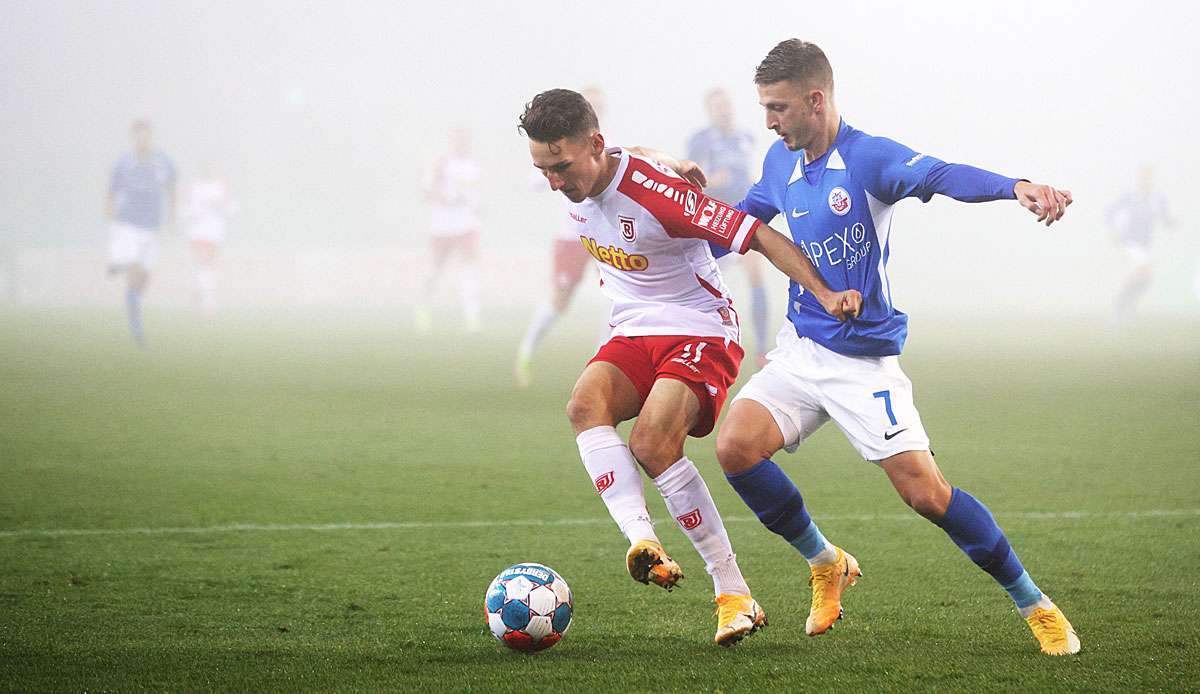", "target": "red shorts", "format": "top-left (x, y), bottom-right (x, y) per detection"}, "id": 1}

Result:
top-left (589, 334), bottom-right (744, 438)
top-left (552, 238), bottom-right (590, 290)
